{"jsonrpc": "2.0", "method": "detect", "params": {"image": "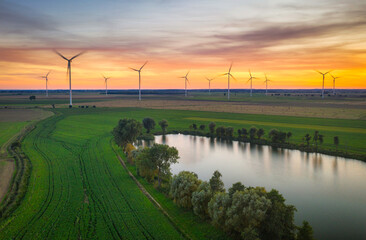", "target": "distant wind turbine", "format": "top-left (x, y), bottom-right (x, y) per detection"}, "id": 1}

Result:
top-left (102, 75), bottom-right (111, 96)
top-left (179, 71), bottom-right (190, 97)
top-left (315, 70), bottom-right (332, 99)
top-left (130, 61), bottom-right (148, 101)
top-left (54, 50), bottom-right (84, 107)
top-left (247, 70), bottom-right (258, 97)
top-left (205, 77), bottom-right (215, 94)
top-left (263, 73), bottom-right (272, 96)
top-left (222, 63), bottom-right (237, 100)
top-left (330, 74), bottom-right (340, 95)
top-left (41, 71), bottom-right (51, 97)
